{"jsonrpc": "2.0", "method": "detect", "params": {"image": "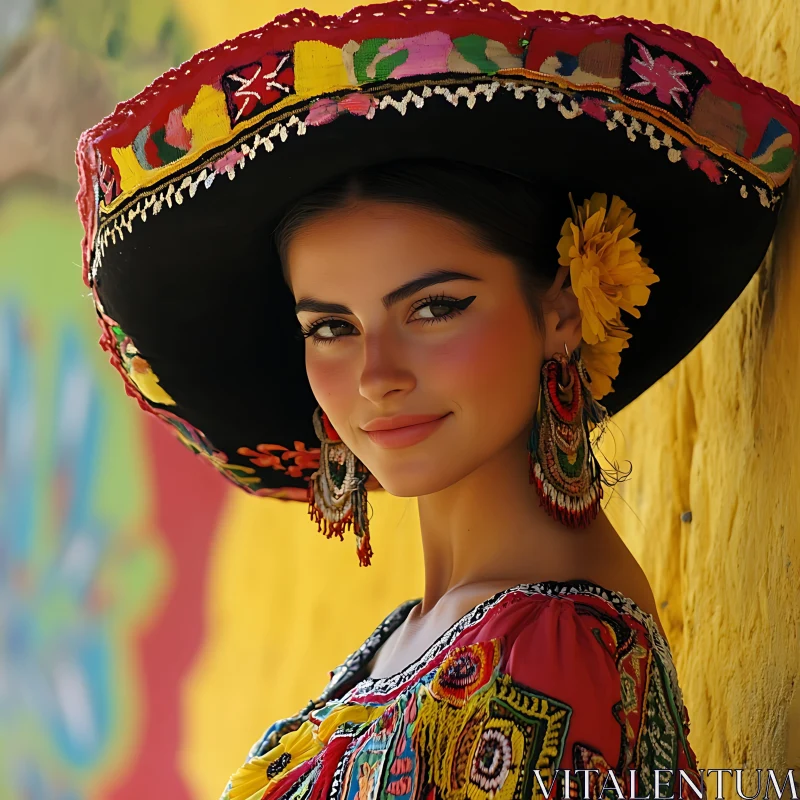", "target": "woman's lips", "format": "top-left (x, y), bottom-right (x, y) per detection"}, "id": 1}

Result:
top-left (364, 413), bottom-right (452, 449)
